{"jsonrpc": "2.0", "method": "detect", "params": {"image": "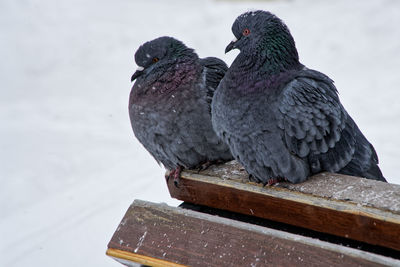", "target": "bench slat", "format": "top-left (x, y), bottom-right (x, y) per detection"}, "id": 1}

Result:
top-left (107, 200), bottom-right (399, 267)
